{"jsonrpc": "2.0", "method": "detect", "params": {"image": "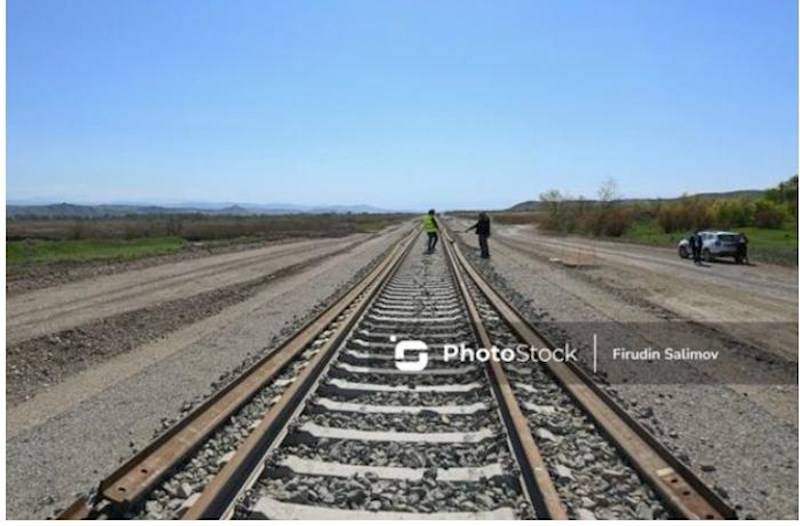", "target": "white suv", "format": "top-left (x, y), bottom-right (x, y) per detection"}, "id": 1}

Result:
top-left (678, 231), bottom-right (743, 263)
